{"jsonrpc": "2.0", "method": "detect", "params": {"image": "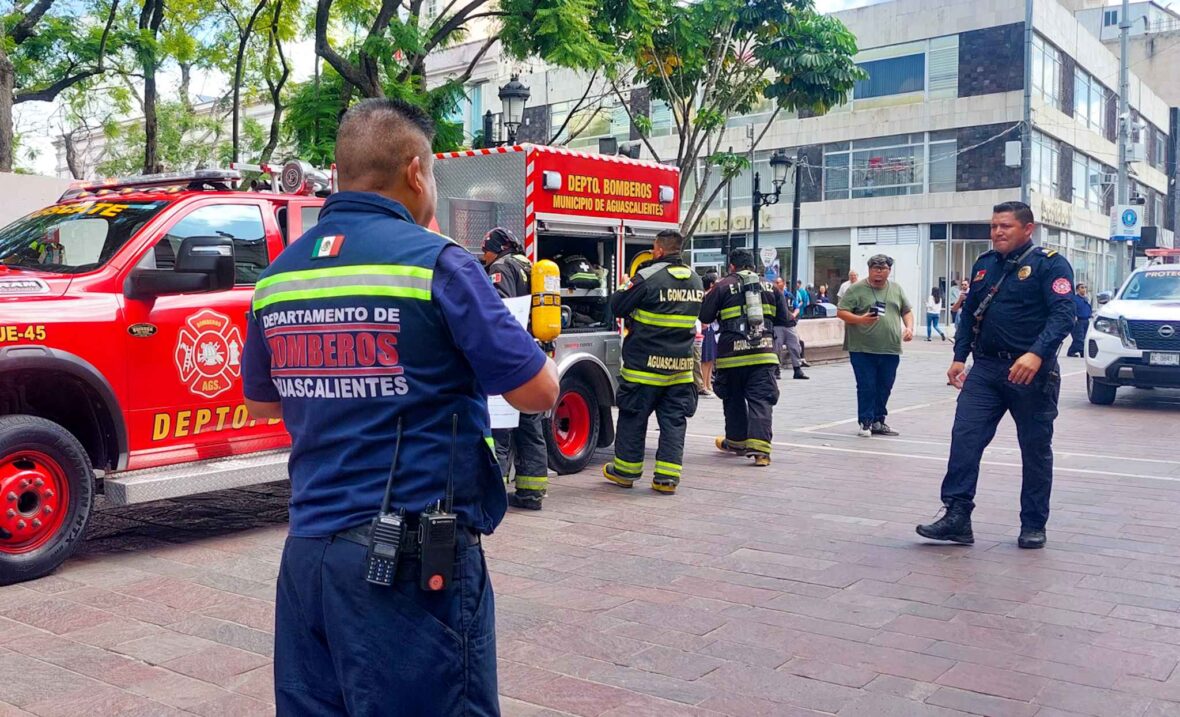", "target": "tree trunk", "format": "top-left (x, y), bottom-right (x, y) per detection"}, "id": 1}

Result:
top-left (260, 2), bottom-right (289, 164)
top-left (232, 0), bottom-right (270, 162)
top-left (63, 130), bottom-right (83, 178)
top-left (179, 62), bottom-right (193, 112)
top-left (0, 46), bottom-right (15, 173)
top-left (139, 0), bottom-right (165, 174)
